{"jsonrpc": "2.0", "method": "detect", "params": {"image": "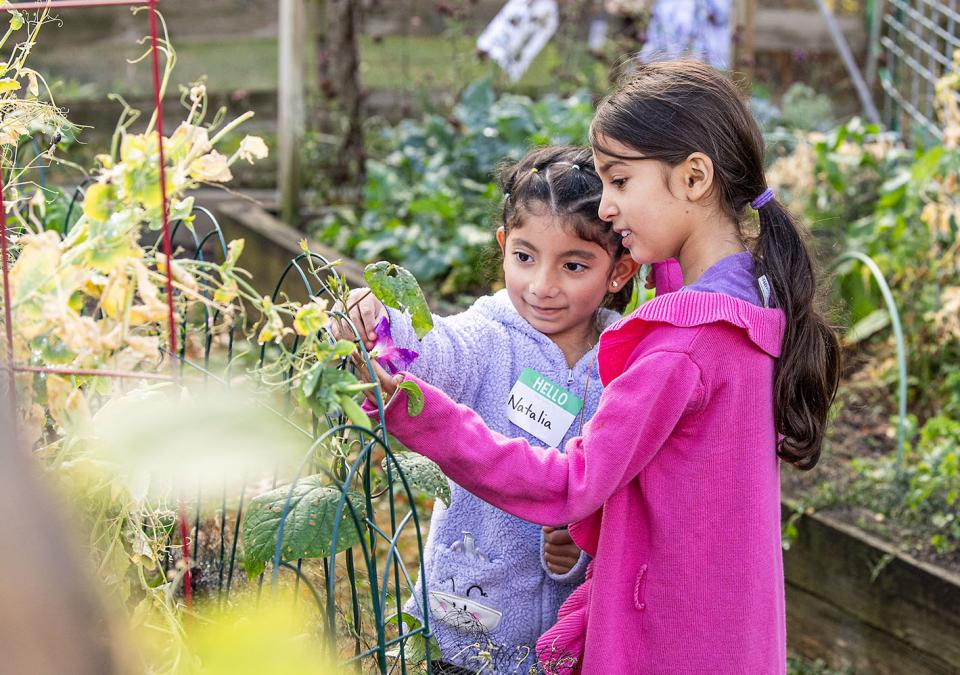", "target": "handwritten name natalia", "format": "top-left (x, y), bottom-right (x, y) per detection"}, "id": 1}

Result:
top-left (508, 394), bottom-right (552, 429)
